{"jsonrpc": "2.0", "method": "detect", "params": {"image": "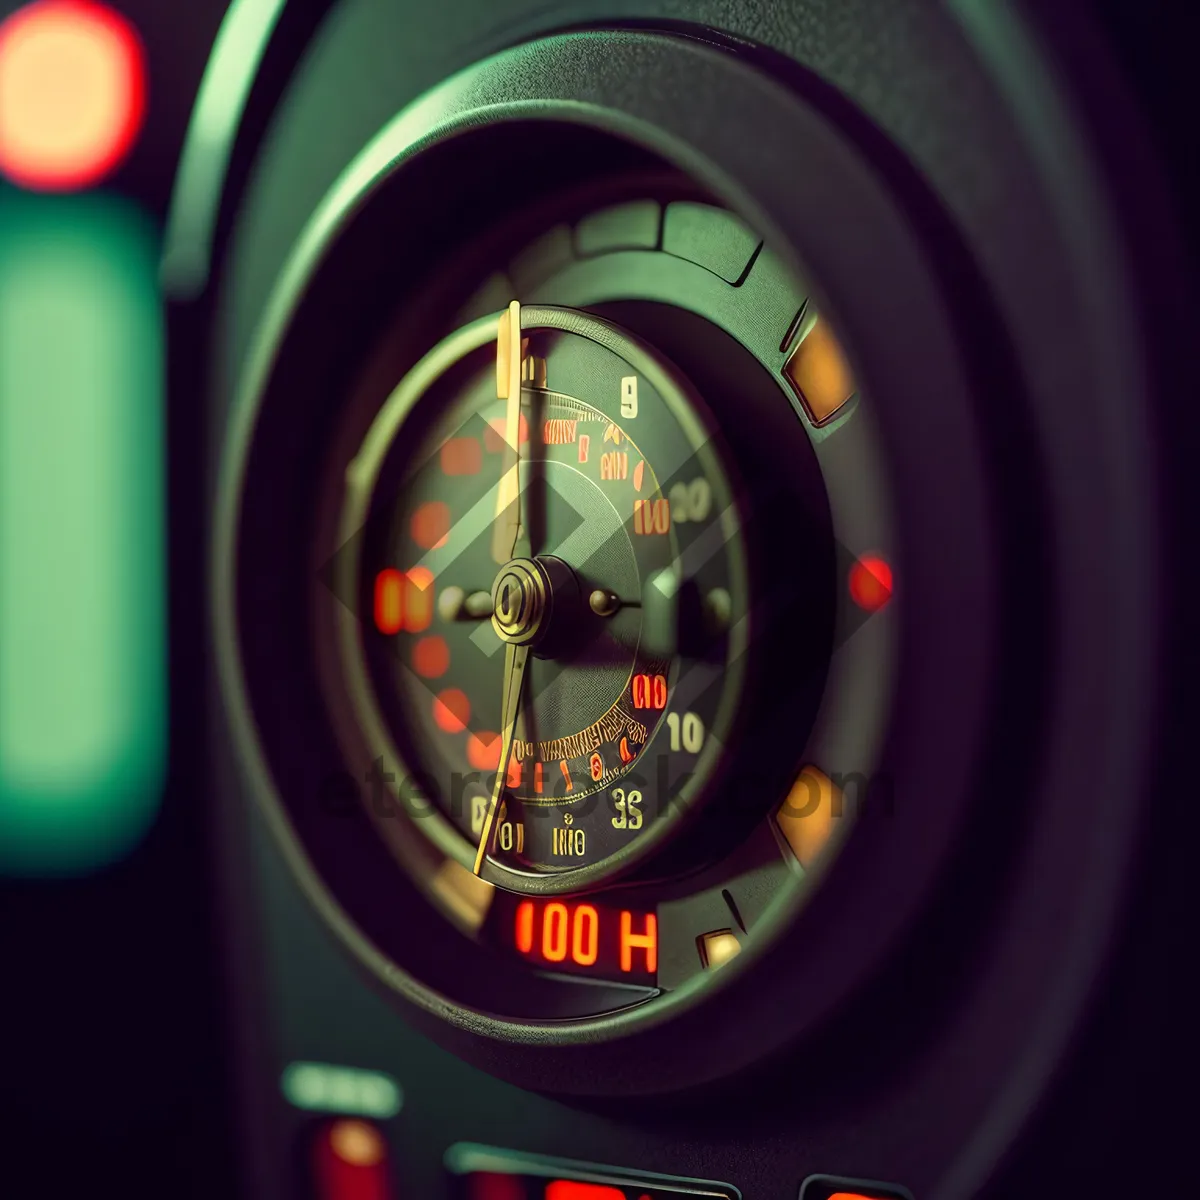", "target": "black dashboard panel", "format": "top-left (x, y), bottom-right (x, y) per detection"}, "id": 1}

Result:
top-left (1, 2), bottom-right (1195, 1197)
